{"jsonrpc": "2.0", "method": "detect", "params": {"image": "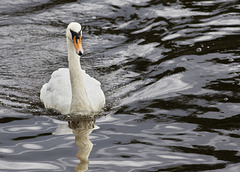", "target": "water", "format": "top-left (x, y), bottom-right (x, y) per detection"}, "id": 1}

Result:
top-left (1, 0), bottom-right (240, 171)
